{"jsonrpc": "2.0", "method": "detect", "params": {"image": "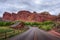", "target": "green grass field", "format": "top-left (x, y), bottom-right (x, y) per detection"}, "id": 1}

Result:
top-left (0, 26), bottom-right (26, 40)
